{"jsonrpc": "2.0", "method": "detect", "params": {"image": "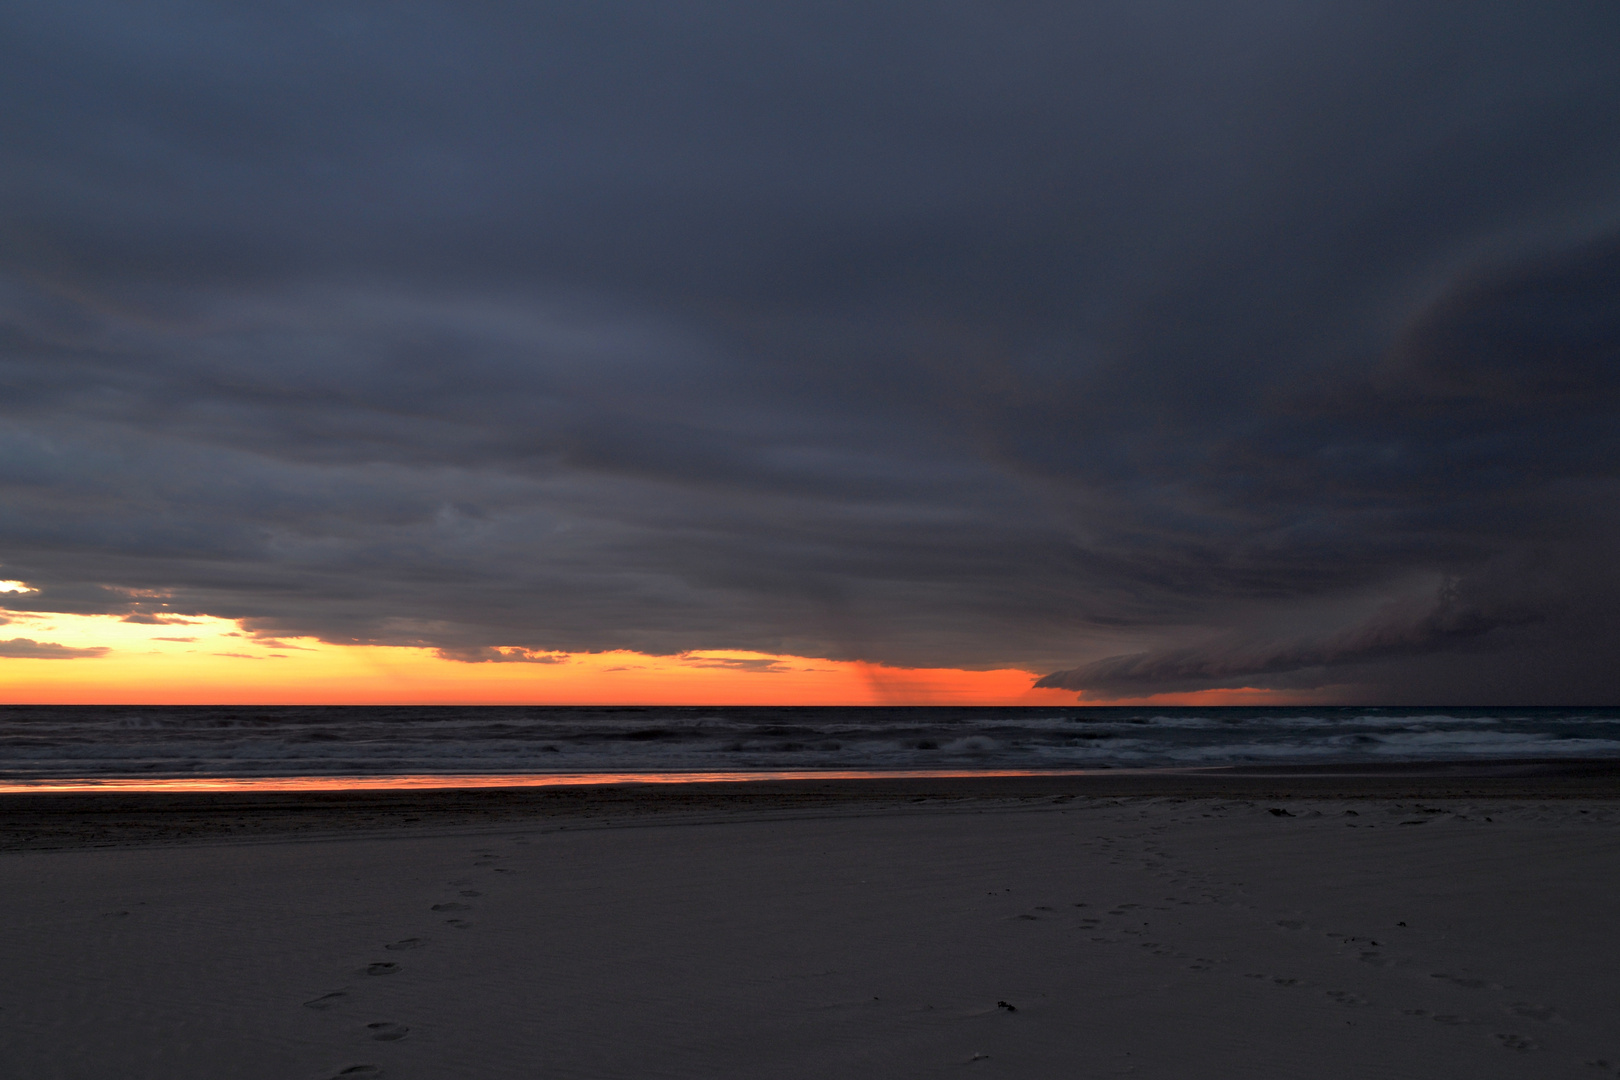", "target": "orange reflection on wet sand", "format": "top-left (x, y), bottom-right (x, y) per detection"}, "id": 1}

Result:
top-left (0, 769), bottom-right (1100, 794)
